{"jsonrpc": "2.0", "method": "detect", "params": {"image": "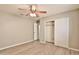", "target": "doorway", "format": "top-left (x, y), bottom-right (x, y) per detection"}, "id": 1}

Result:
top-left (45, 21), bottom-right (55, 44)
top-left (33, 22), bottom-right (37, 40)
top-left (33, 20), bottom-right (40, 41)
